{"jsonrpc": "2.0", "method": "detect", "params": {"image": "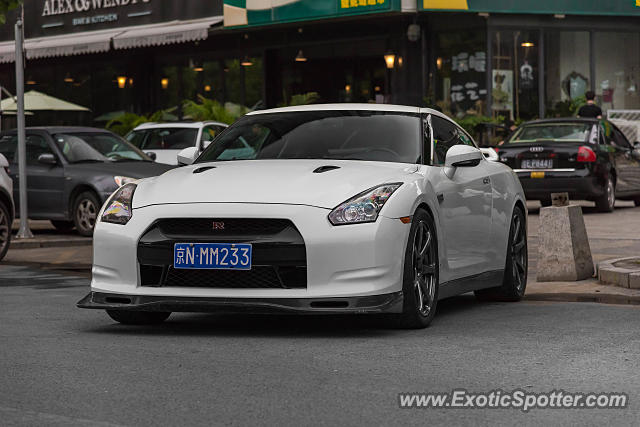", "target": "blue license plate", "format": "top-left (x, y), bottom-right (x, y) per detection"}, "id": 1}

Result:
top-left (173, 243), bottom-right (252, 270)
